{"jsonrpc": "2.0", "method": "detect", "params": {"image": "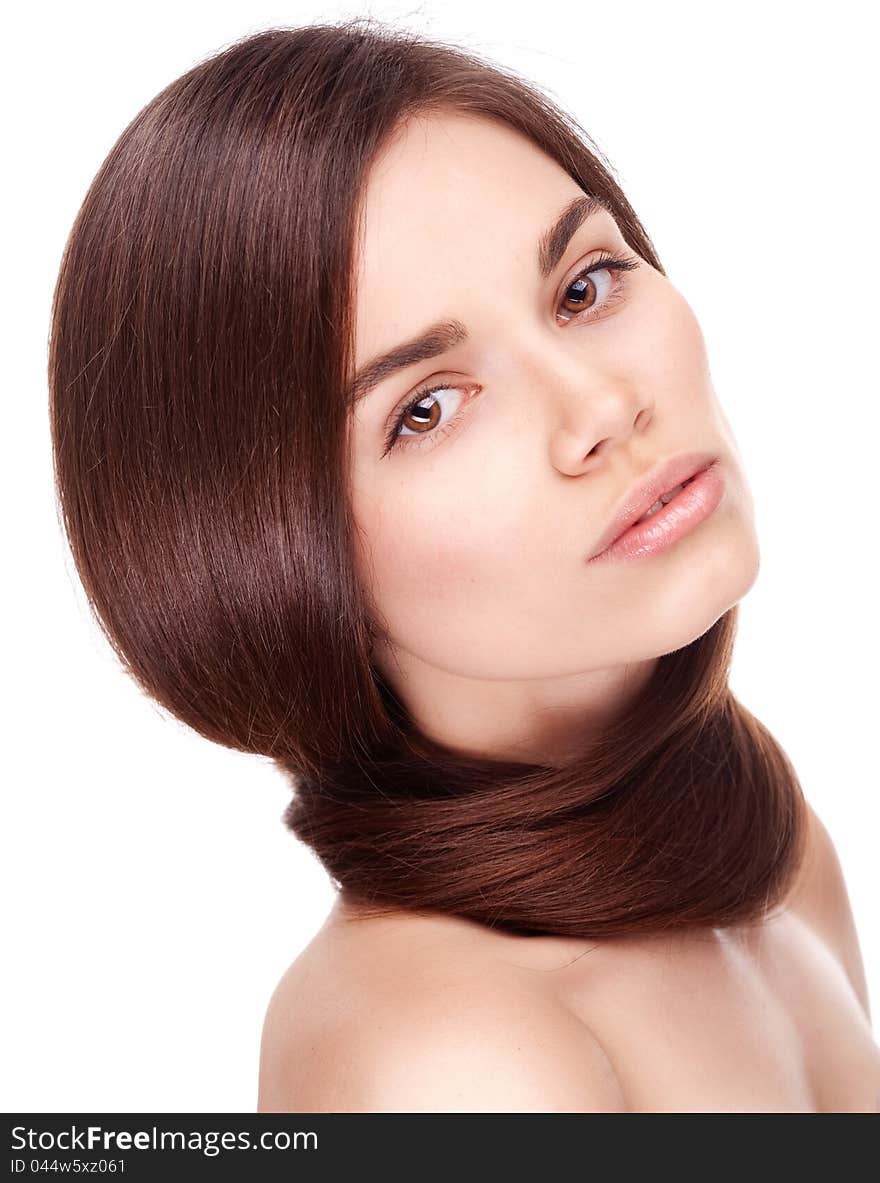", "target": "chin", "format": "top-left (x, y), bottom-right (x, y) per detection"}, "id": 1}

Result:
top-left (665, 533), bottom-right (761, 653)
